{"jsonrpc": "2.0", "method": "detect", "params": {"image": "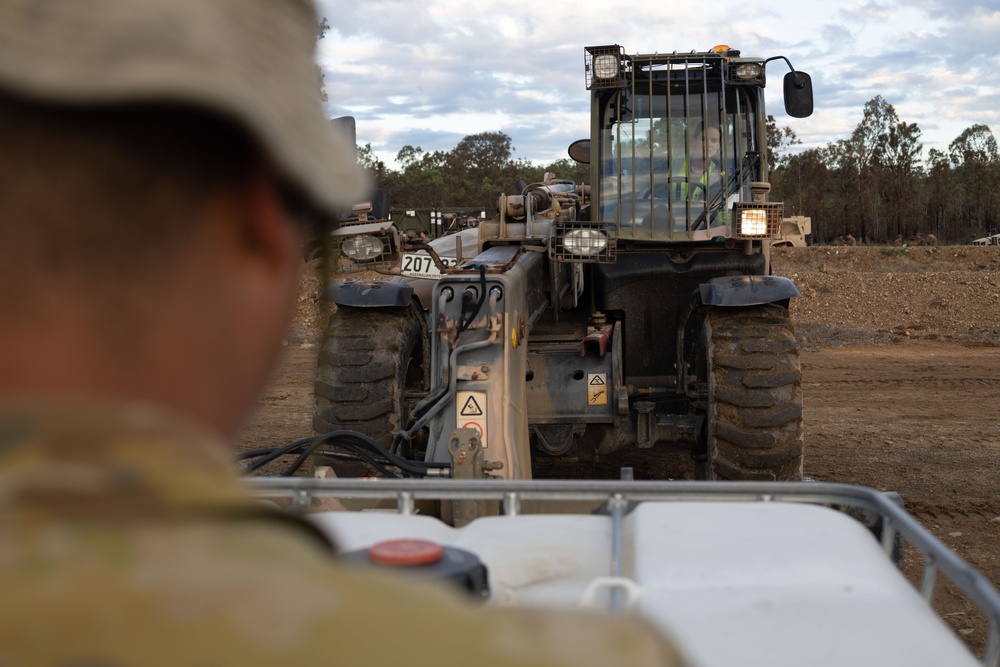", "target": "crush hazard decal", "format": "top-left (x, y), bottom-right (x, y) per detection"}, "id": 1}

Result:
top-left (587, 373), bottom-right (608, 406)
top-left (456, 390), bottom-right (488, 447)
